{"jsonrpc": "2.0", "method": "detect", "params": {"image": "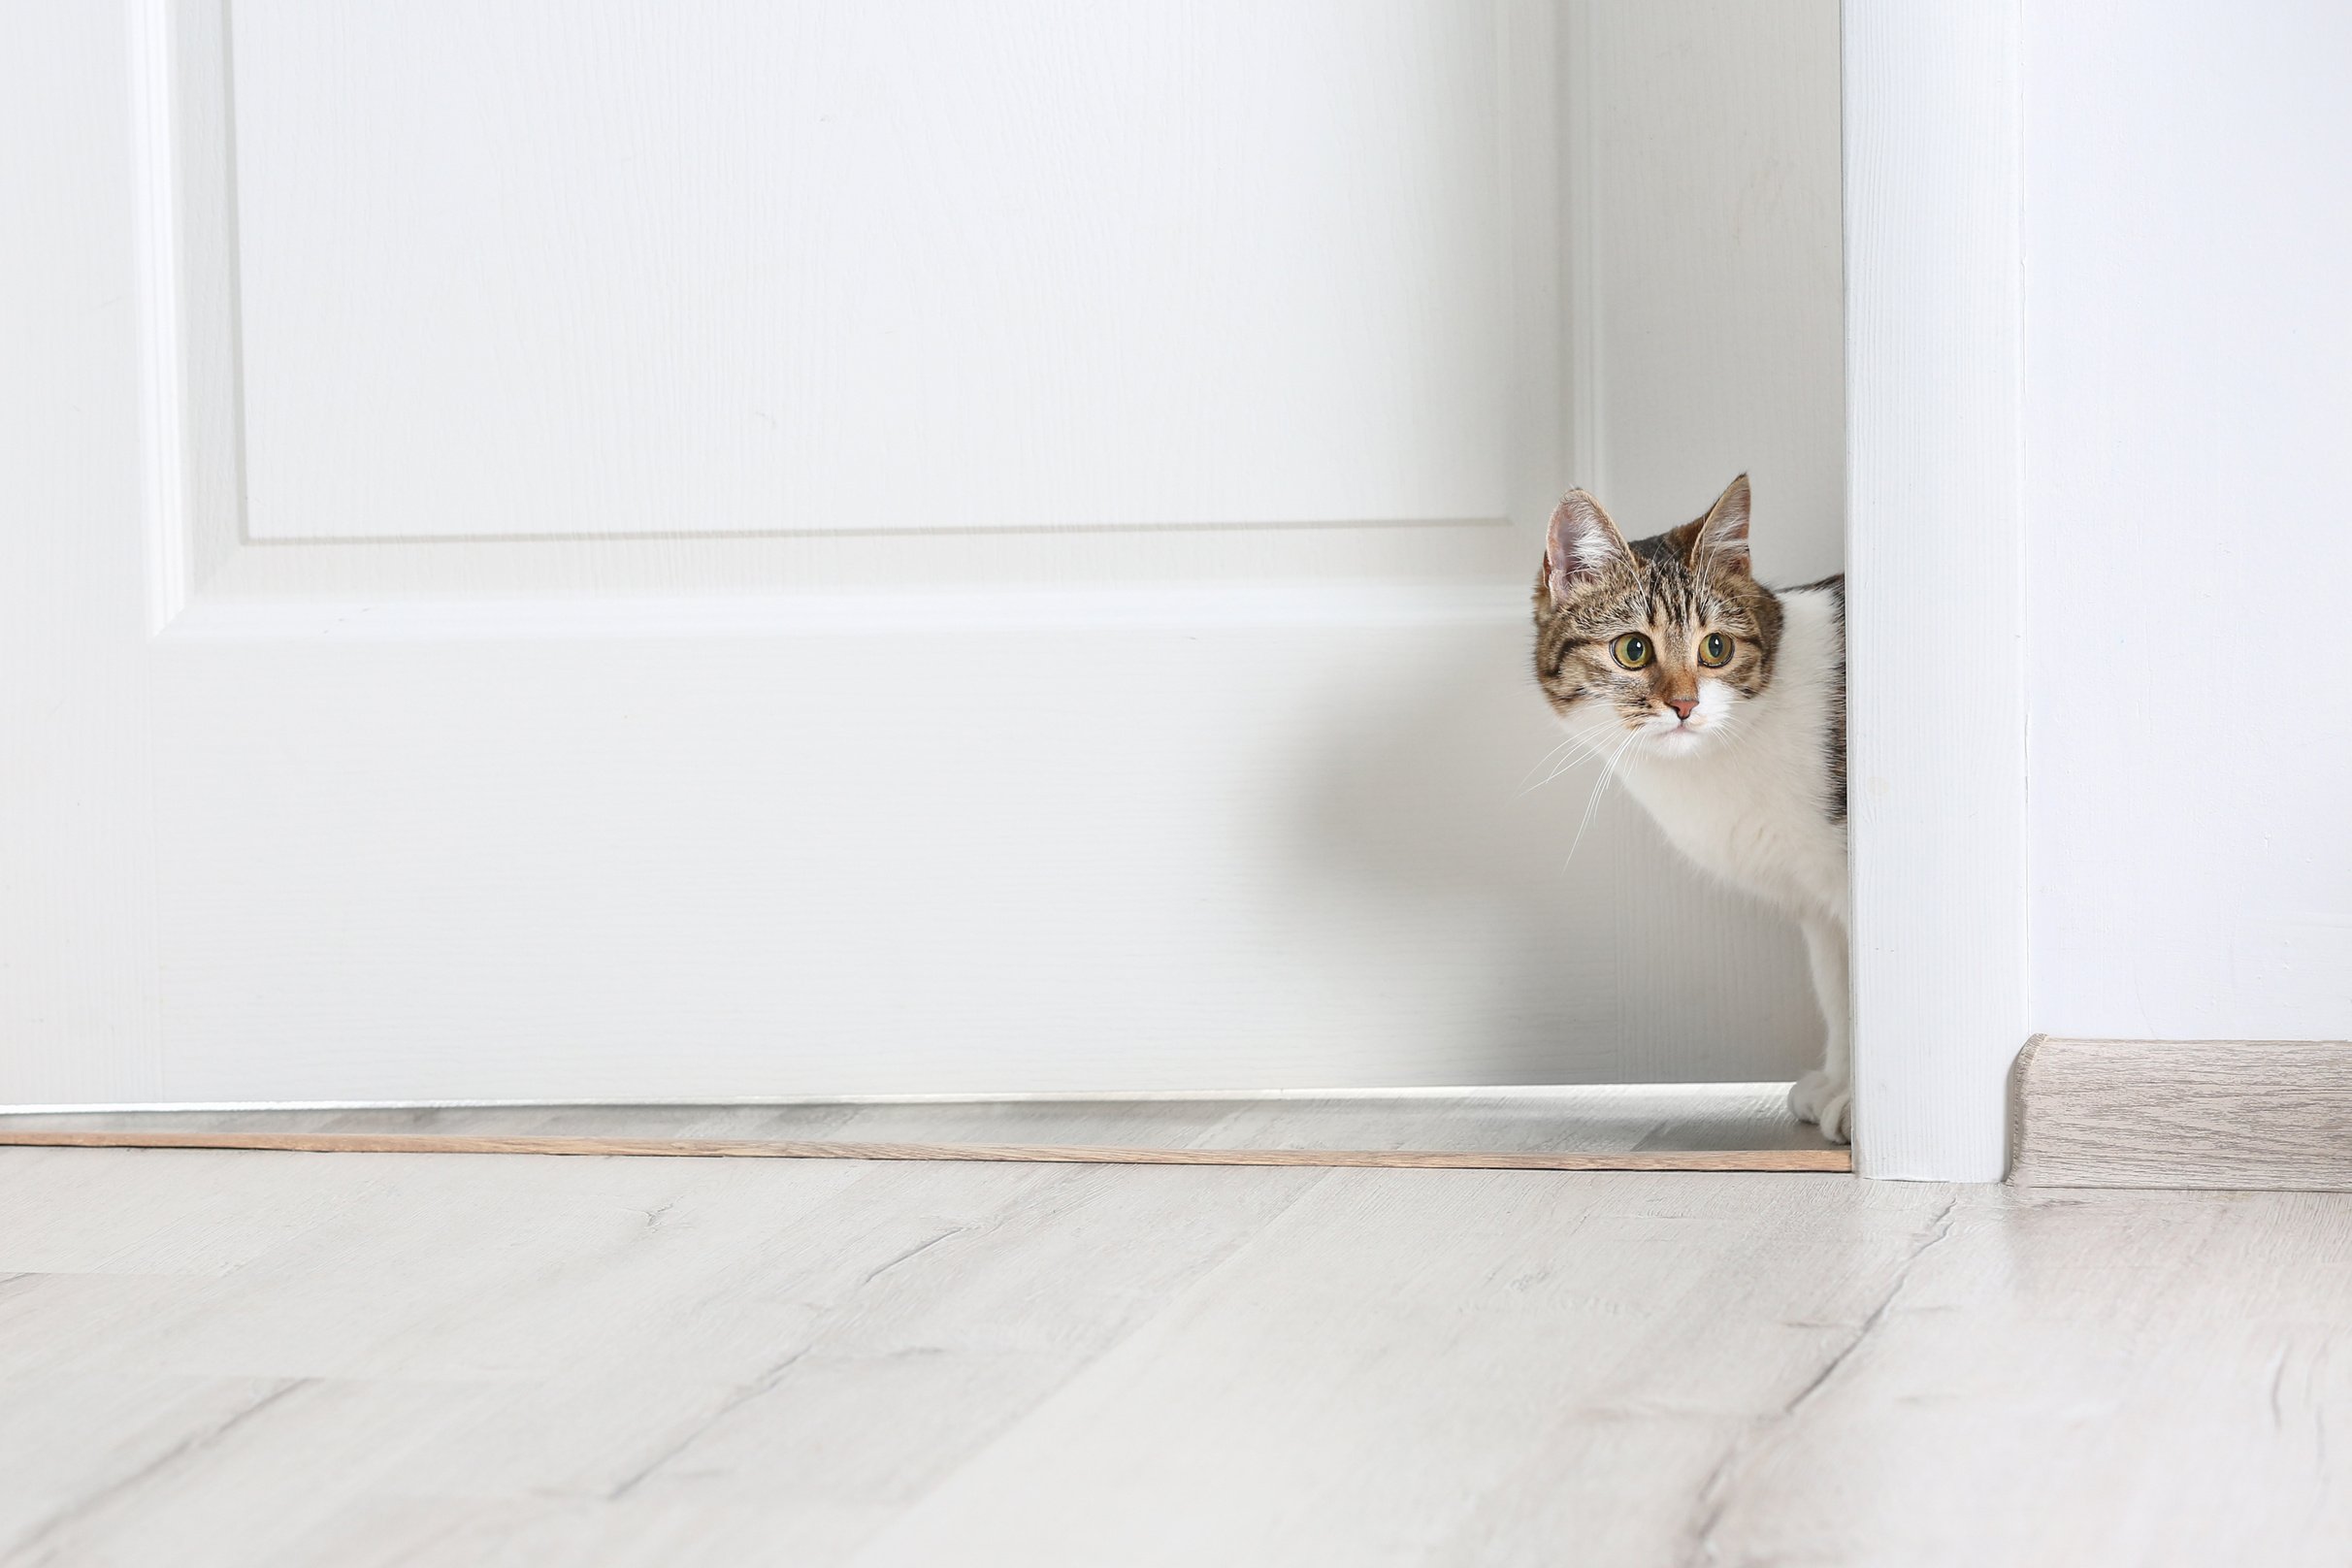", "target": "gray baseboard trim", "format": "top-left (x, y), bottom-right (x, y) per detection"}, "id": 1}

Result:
top-left (2011, 1035), bottom-right (2352, 1190)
